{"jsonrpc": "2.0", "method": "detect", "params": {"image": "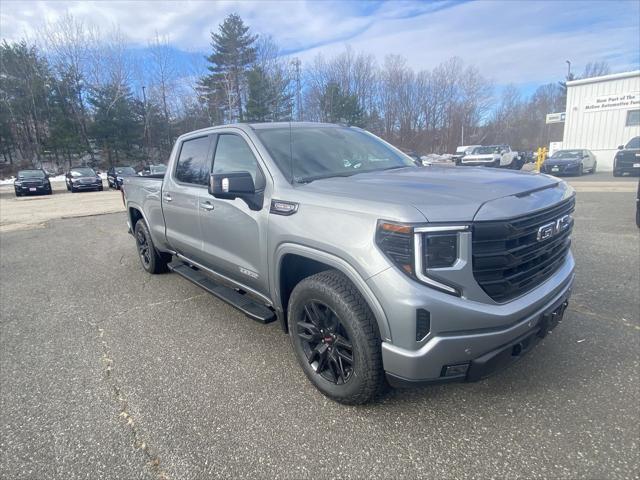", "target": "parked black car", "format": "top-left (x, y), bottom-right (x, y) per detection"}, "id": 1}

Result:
top-left (541, 149), bottom-right (597, 176)
top-left (614, 136), bottom-right (640, 177)
top-left (65, 167), bottom-right (103, 192)
top-left (14, 169), bottom-right (52, 196)
top-left (107, 166), bottom-right (136, 189)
